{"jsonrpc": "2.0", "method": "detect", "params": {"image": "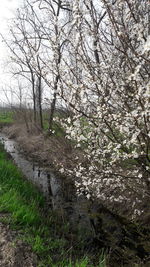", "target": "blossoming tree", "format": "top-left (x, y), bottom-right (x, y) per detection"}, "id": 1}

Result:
top-left (57, 0), bottom-right (150, 218)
